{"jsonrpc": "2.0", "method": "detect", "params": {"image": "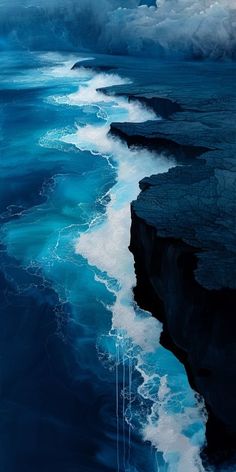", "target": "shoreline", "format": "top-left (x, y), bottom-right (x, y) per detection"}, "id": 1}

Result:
top-left (73, 55), bottom-right (236, 466)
